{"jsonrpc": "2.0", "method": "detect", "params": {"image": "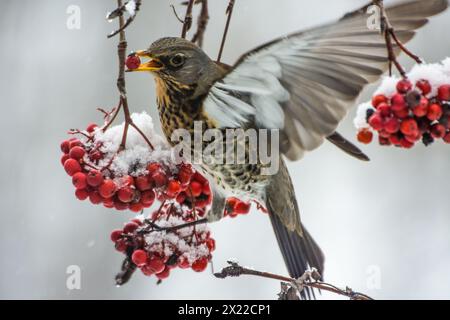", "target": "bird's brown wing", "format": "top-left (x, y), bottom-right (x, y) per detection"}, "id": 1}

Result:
top-left (203, 0), bottom-right (448, 160)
